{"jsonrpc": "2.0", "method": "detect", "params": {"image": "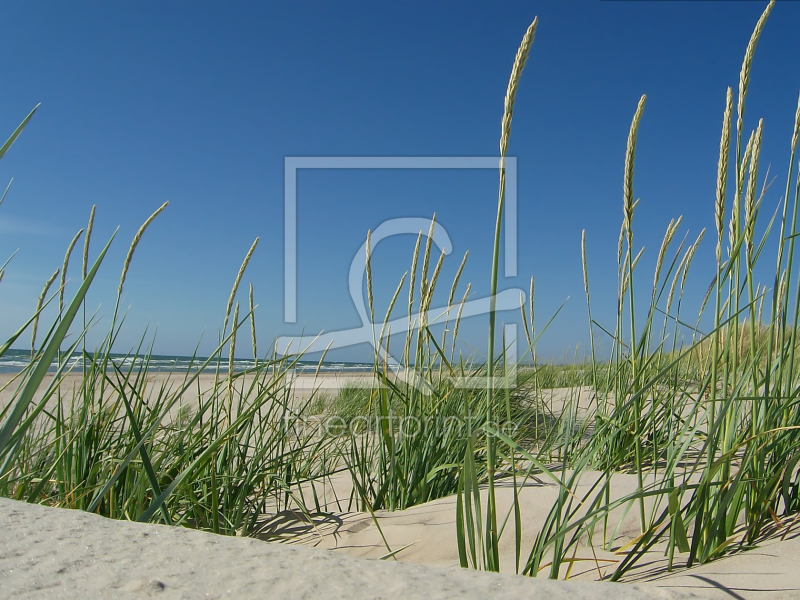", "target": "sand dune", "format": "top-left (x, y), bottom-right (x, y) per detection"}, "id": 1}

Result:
top-left (7, 490), bottom-right (797, 598)
top-left (264, 470), bottom-right (800, 599)
top-left (3, 371), bottom-right (798, 598)
top-left (0, 497), bottom-right (694, 599)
